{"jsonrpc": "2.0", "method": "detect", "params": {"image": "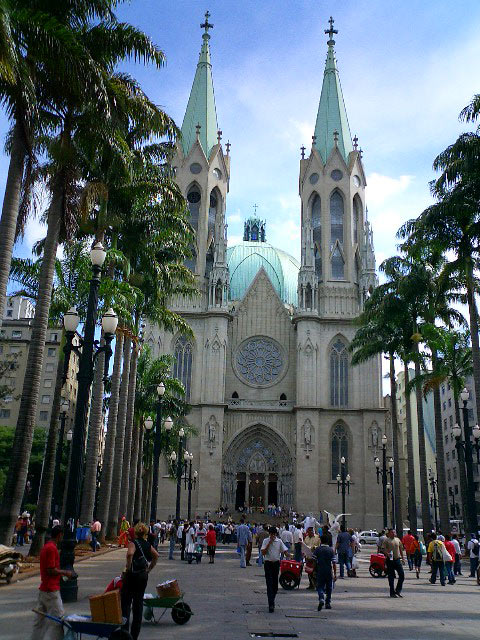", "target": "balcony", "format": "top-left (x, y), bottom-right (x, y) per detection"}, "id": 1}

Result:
top-left (227, 398), bottom-right (294, 411)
